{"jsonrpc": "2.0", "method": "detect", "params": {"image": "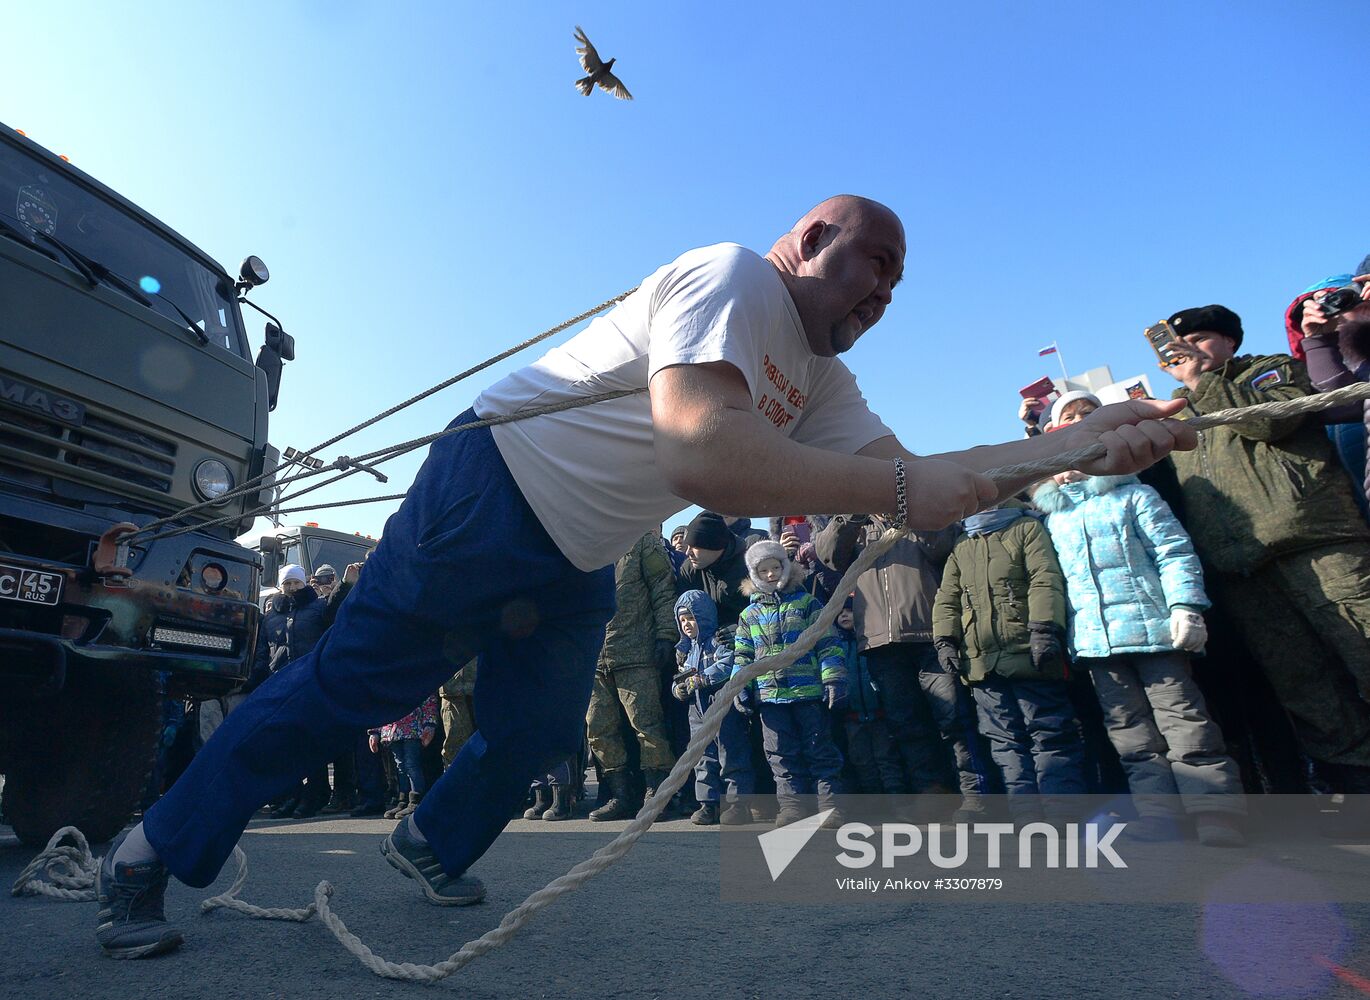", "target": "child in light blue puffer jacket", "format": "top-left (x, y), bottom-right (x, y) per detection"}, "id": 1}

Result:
top-left (1032, 471), bottom-right (1246, 846)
